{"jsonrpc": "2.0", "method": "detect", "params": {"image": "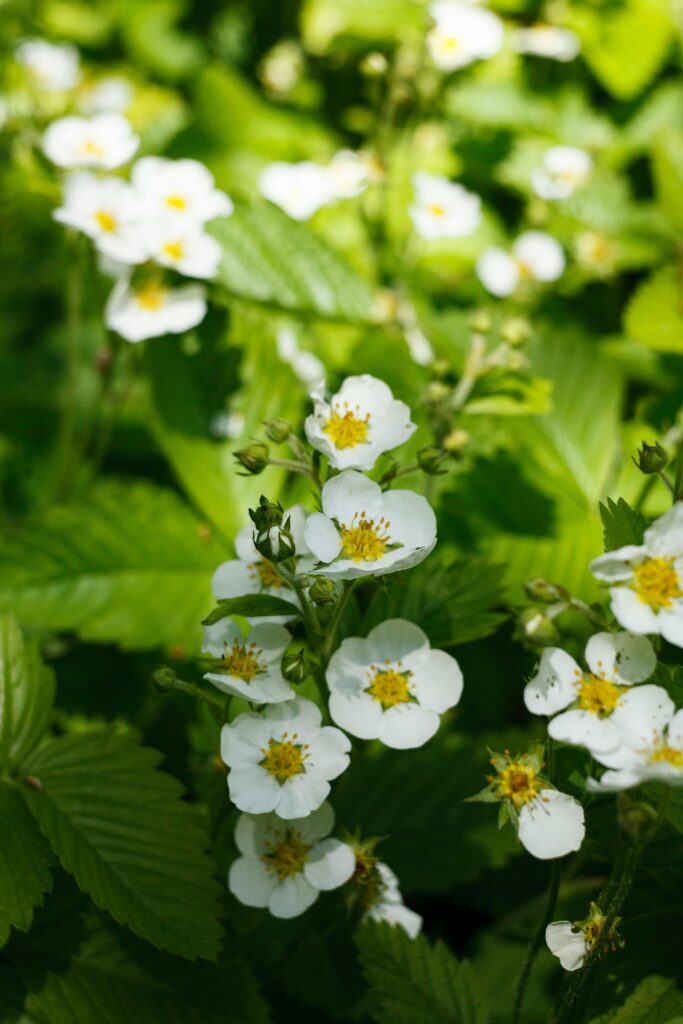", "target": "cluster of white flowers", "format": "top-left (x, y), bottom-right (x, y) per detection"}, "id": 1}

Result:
top-left (476, 231), bottom-right (566, 297)
top-left (259, 150), bottom-right (370, 221)
top-left (203, 374), bottom-right (463, 926)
